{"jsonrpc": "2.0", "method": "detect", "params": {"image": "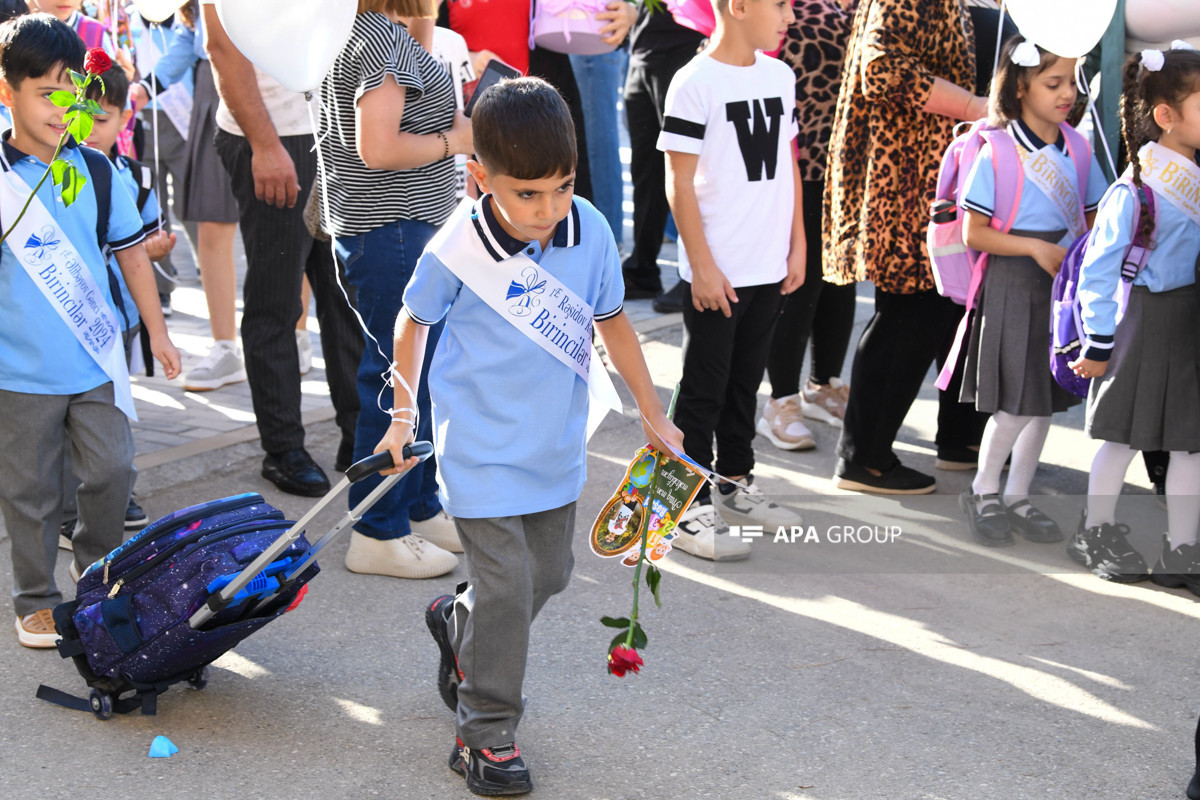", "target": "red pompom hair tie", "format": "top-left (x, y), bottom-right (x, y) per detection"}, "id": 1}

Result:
top-left (84, 48), bottom-right (111, 76)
